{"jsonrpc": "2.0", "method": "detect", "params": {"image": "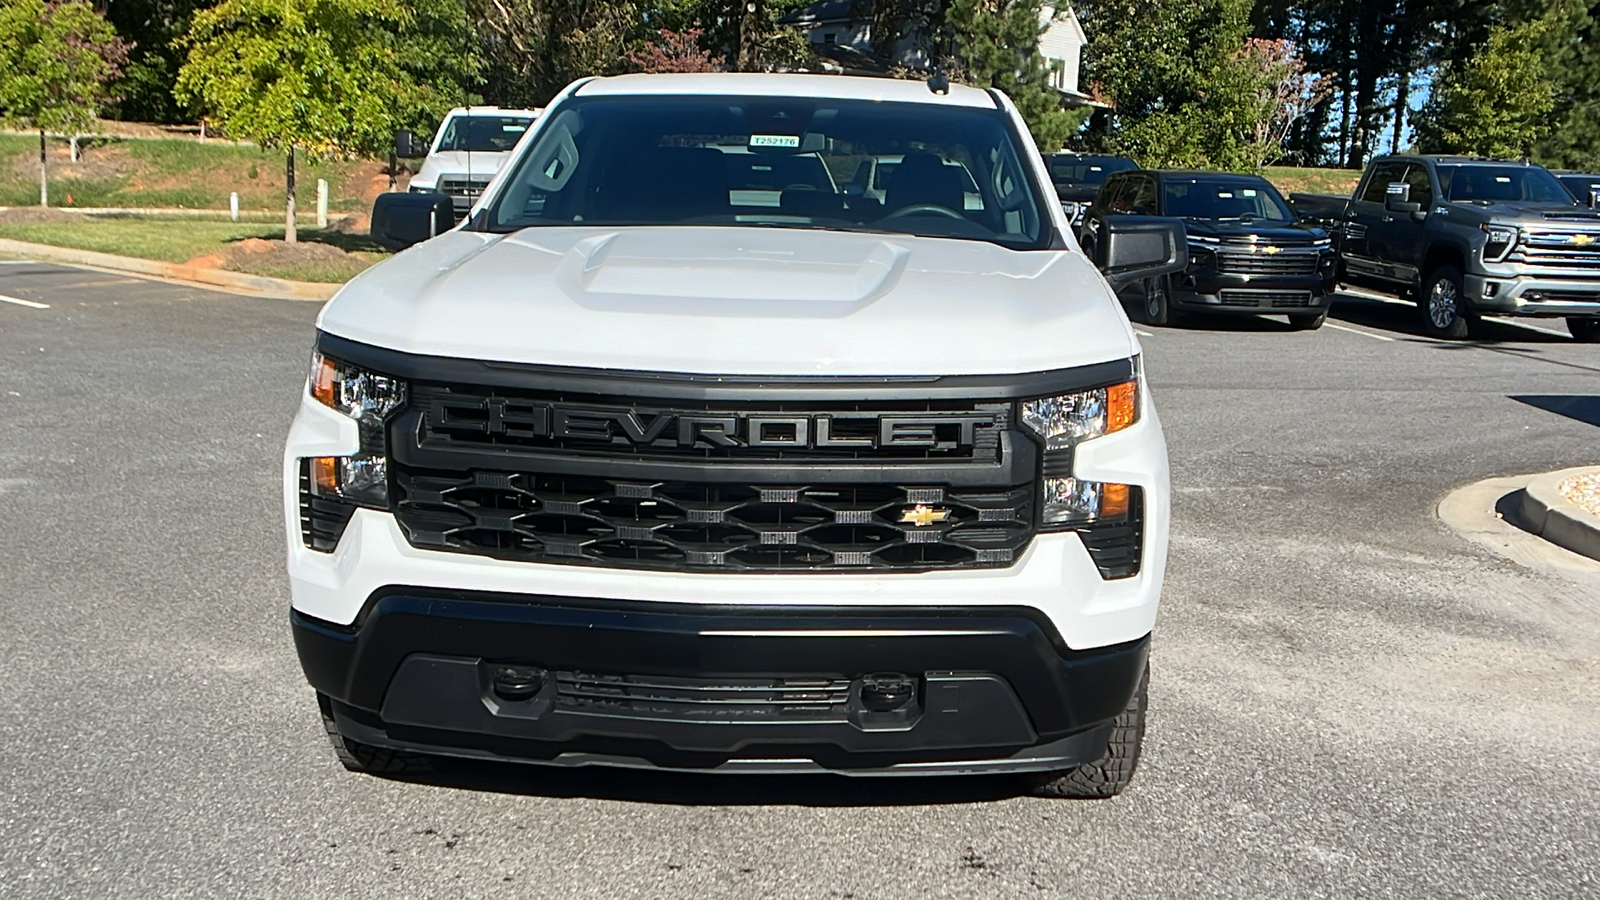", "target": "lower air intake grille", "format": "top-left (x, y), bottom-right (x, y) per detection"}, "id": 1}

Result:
top-left (393, 466), bottom-right (1034, 572)
top-left (298, 460), bottom-right (357, 552)
top-left (554, 671), bottom-right (855, 722)
top-left (1218, 289), bottom-right (1314, 308)
top-left (1078, 488), bottom-right (1144, 579)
